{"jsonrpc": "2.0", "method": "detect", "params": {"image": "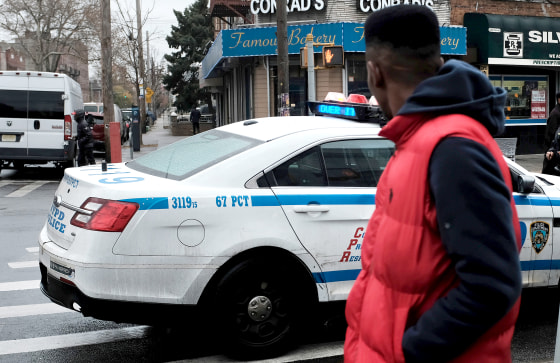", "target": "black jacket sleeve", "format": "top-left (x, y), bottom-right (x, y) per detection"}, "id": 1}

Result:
top-left (402, 137), bottom-right (521, 363)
